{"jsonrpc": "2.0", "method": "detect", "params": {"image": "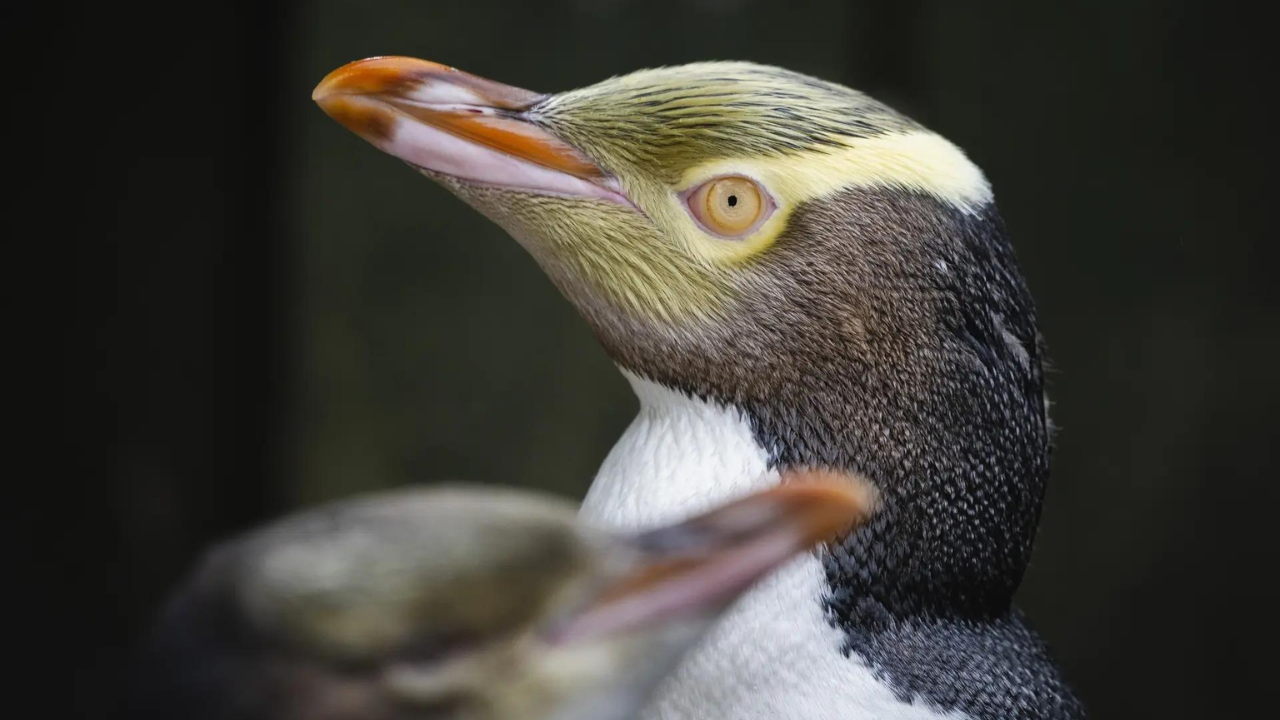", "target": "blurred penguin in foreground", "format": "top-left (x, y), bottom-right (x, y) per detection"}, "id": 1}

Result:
top-left (140, 477), bottom-right (873, 720)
